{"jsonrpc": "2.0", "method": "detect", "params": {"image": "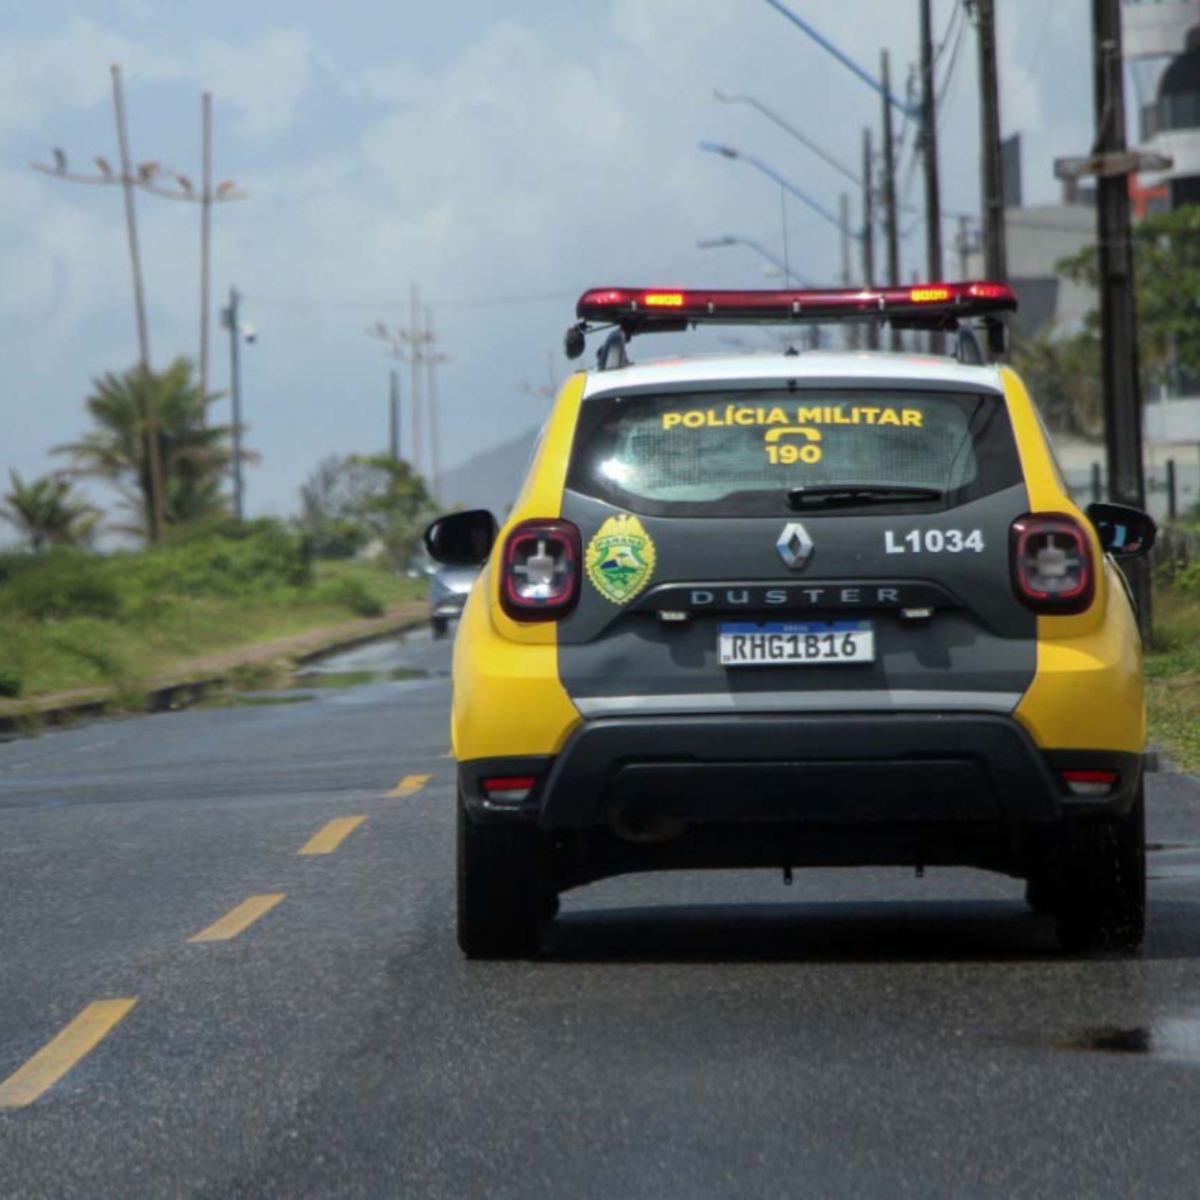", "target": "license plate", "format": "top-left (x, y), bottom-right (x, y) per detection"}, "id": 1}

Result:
top-left (718, 620), bottom-right (875, 666)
